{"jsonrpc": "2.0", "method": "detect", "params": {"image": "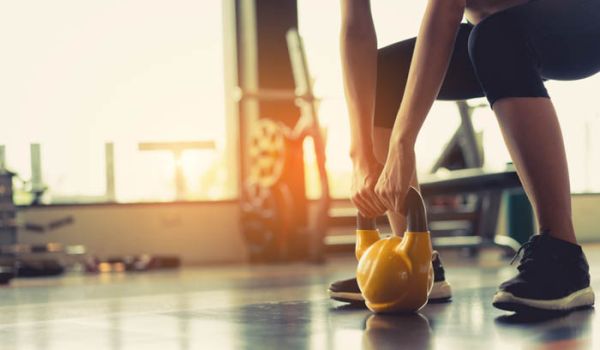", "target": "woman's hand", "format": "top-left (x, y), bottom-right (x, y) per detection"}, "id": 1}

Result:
top-left (351, 157), bottom-right (388, 218)
top-left (375, 140), bottom-right (417, 214)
